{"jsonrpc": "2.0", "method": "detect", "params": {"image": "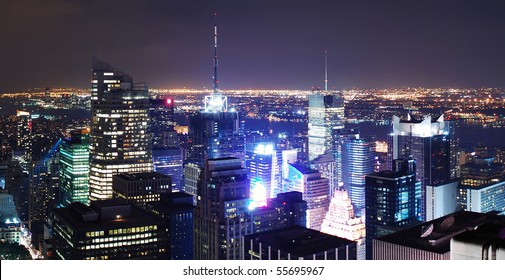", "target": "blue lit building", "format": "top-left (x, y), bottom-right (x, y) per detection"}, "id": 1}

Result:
top-left (341, 138), bottom-right (375, 215)
top-left (195, 157), bottom-right (251, 260)
top-left (365, 158), bottom-right (422, 259)
top-left (153, 148), bottom-right (183, 192)
top-left (246, 143), bottom-right (281, 205)
top-left (284, 164), bottom-right (329, 231)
